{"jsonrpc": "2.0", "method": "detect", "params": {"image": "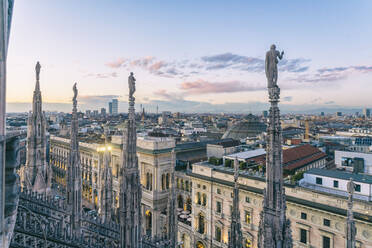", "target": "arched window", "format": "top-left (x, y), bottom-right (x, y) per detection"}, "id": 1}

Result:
top-left (196, 241), bottom-right (205, 248)
top-left (185, 181), bottom-right (189, 192)
top-left (215, 226), bottom-right (222, 242)
top-left (178, 195), bottom-right (184, 209)
top-left (186, 197), bottom-right (192, 212)
top-left (150, 173), bottom-right (153, 191)
top-left (196, 192), bottom-right (201, 205)
top-left (145, 210), bottom-right (152, 236)
top-left (166, 173), bottom-right (170, 189)
top-left (198, 213), bottom-right (205, 234)
top-left (146, 172), bottom-right (150, 190)
top-left (161, 174), bottom-right (165, 190)
top-left (202, 193), bottom-right (207, 206)
top-left (245, 238), bottom-right (252, 248)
